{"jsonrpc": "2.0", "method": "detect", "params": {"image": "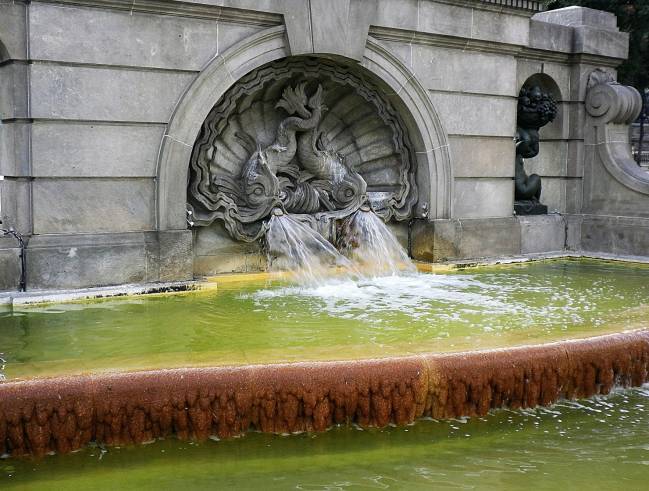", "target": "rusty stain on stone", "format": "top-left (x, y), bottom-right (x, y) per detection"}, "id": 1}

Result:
top-left (1, 331), bottom-right (648, 457)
